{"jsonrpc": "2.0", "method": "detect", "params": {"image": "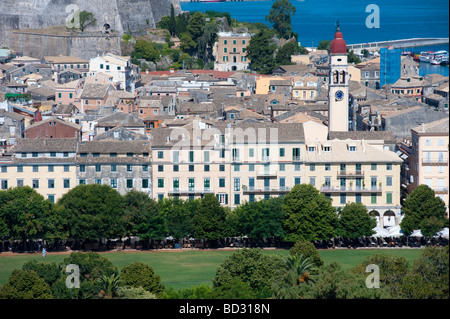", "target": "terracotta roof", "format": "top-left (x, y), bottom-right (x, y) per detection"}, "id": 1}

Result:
top-left (412, 117), bottom-right (449, 134)
top-left (12, 138), bottom-right (78, 152)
